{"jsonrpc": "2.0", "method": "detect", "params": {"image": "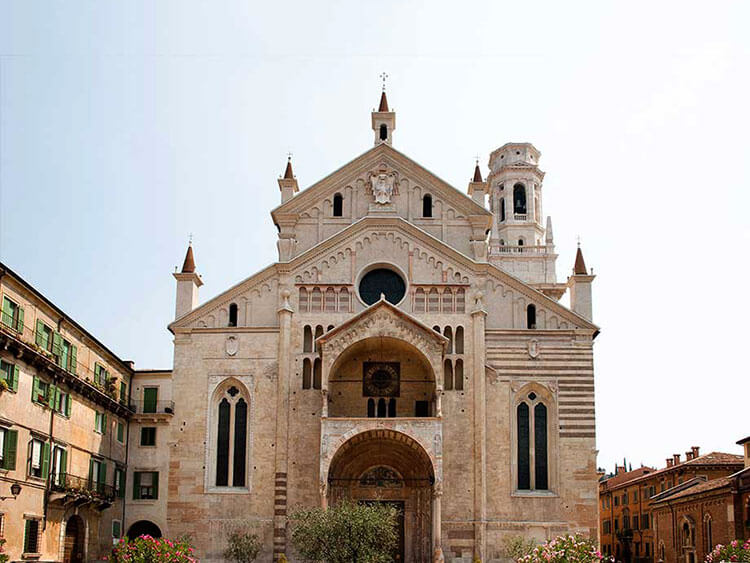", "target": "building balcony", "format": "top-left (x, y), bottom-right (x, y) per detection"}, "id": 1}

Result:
top-left (493, 244), bottom-right (549, 255)
top-left (50, 473), bottom-right (117, 510)
top-left (130, 399), bottom-right (175, 421)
